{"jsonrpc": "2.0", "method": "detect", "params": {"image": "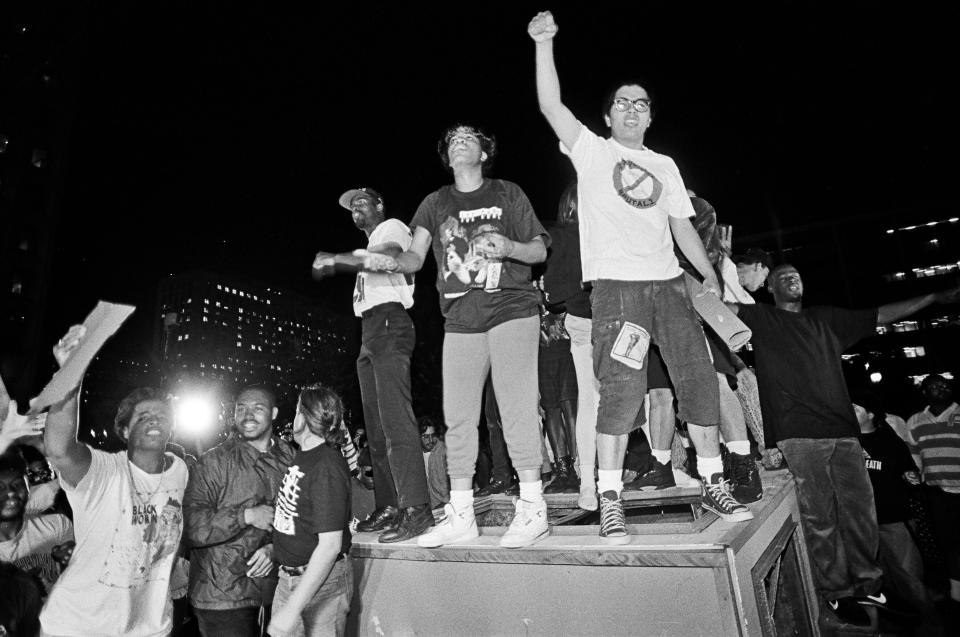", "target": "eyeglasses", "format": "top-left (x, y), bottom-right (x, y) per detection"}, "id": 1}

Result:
top-left (612, 97), bottom-right (651, 113)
